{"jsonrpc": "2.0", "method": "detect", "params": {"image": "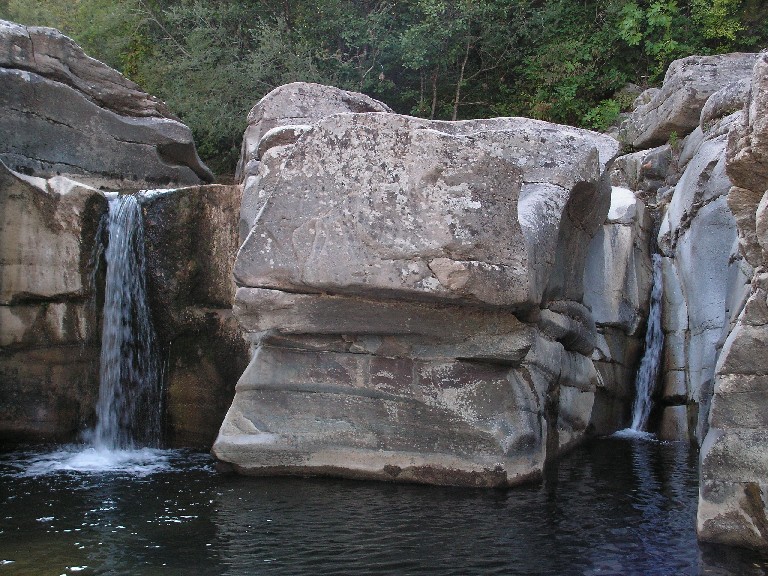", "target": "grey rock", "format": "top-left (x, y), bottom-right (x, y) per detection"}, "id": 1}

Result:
top-left (700, 78), bottom-right (751, 132)
top-left (0, 20), bottom-right (213, 187)
top-left (621, 53), bottom-right (758, 149)
top-left (236, 82), bottom-right (392, 181)
top-left (583, 186), bottom-right (652, 430)
top-left (234, 112), bottom-right (614, 310)
top-left (217, 97), bottom-right (616, 485)
top-left (697, 53), bottom-right (768, 553)
top-left (658, 405), bottom-right (690, 441)
top-left (727, 53), bottom-right (768, 198)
